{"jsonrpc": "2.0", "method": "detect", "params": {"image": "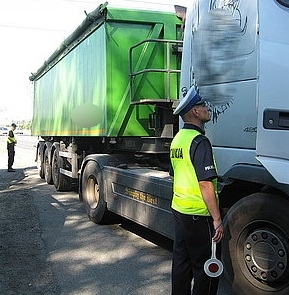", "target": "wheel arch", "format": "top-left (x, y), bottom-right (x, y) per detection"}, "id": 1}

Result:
top-left (219, 164), bottom-right (289, 208)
